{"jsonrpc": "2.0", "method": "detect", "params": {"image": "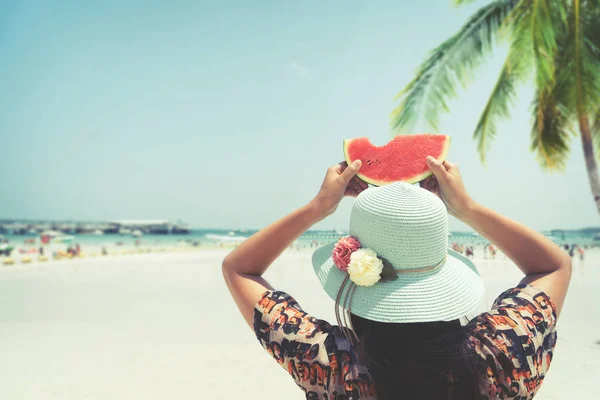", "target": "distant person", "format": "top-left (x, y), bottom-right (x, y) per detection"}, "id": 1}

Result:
top-left (223, 158), bottom-right (571, 399)
top-left (39, 246), bottom-right (44, 256)
top-left (488, 244), bottom-right (496, 260)
top-left (568, 245), bottom-right (576, 258)
top-left (577, 246), bottom-right (585, 262)
top-left (466, 246), bottom-right (474, 259)
top-left (563, 244), bottom-right (569, 252)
